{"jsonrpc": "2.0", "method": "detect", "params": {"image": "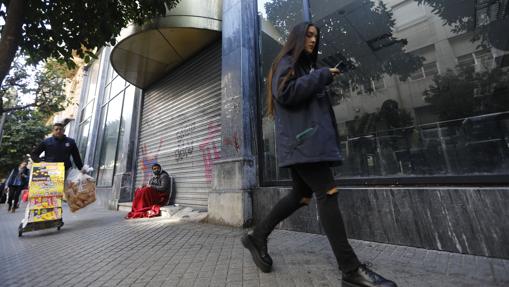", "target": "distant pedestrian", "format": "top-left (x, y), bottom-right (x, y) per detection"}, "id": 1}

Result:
top-left (241, 22), bottom-right (397, 287)
top-left (5, 161), bottom-right (30, 213)
top-left (31, 122), bottom-right (84, 176)
top-left (0, 179), bottom-right (7, 204)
